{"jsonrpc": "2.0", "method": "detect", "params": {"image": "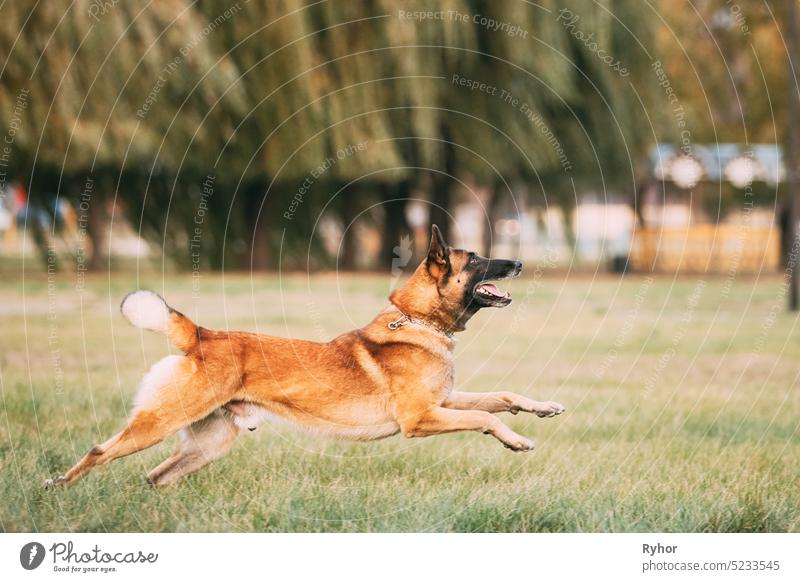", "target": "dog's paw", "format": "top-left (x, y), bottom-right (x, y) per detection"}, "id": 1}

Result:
top-left (534, 400), bottom-right (565, 418)
top-left (511, 399), bottom-right (565, 418)
top-left (43, 476), bottom-right (66, 490)
top-left (503, 435), bottom-right (535, 452)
